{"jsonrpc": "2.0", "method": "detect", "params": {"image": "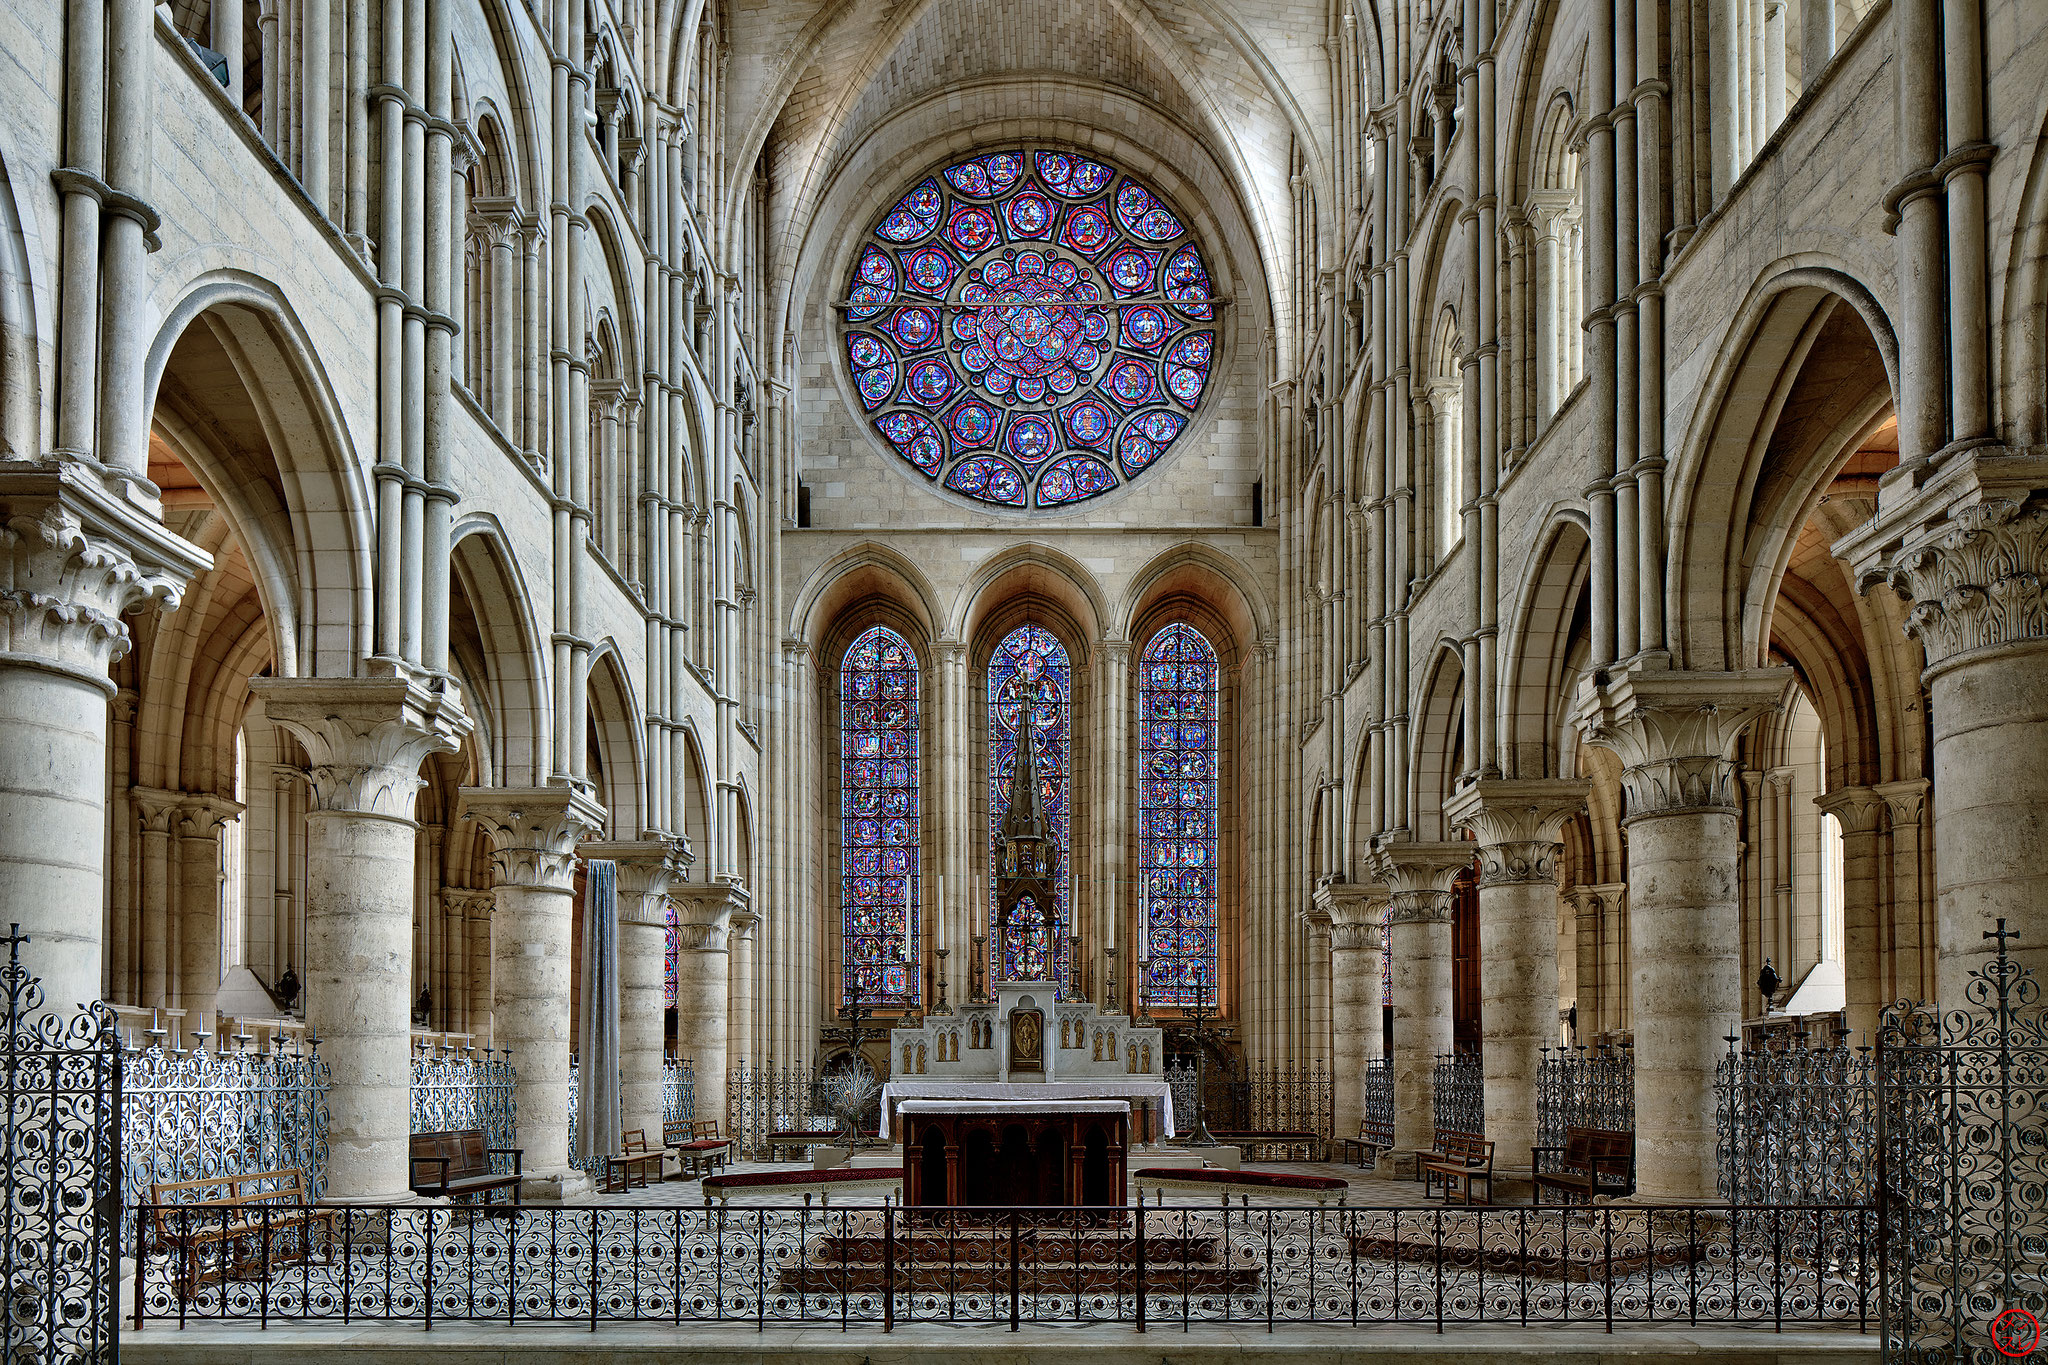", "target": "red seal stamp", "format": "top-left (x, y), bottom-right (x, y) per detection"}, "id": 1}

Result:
top-left (1992, 1308), bottom-right (2040, 1357)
